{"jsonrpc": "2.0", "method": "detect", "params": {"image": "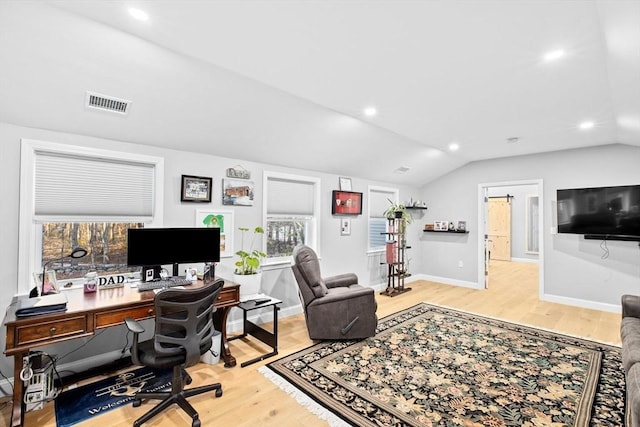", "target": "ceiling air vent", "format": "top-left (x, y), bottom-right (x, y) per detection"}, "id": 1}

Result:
top-left (85, 91), bottom-right (131, 115)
